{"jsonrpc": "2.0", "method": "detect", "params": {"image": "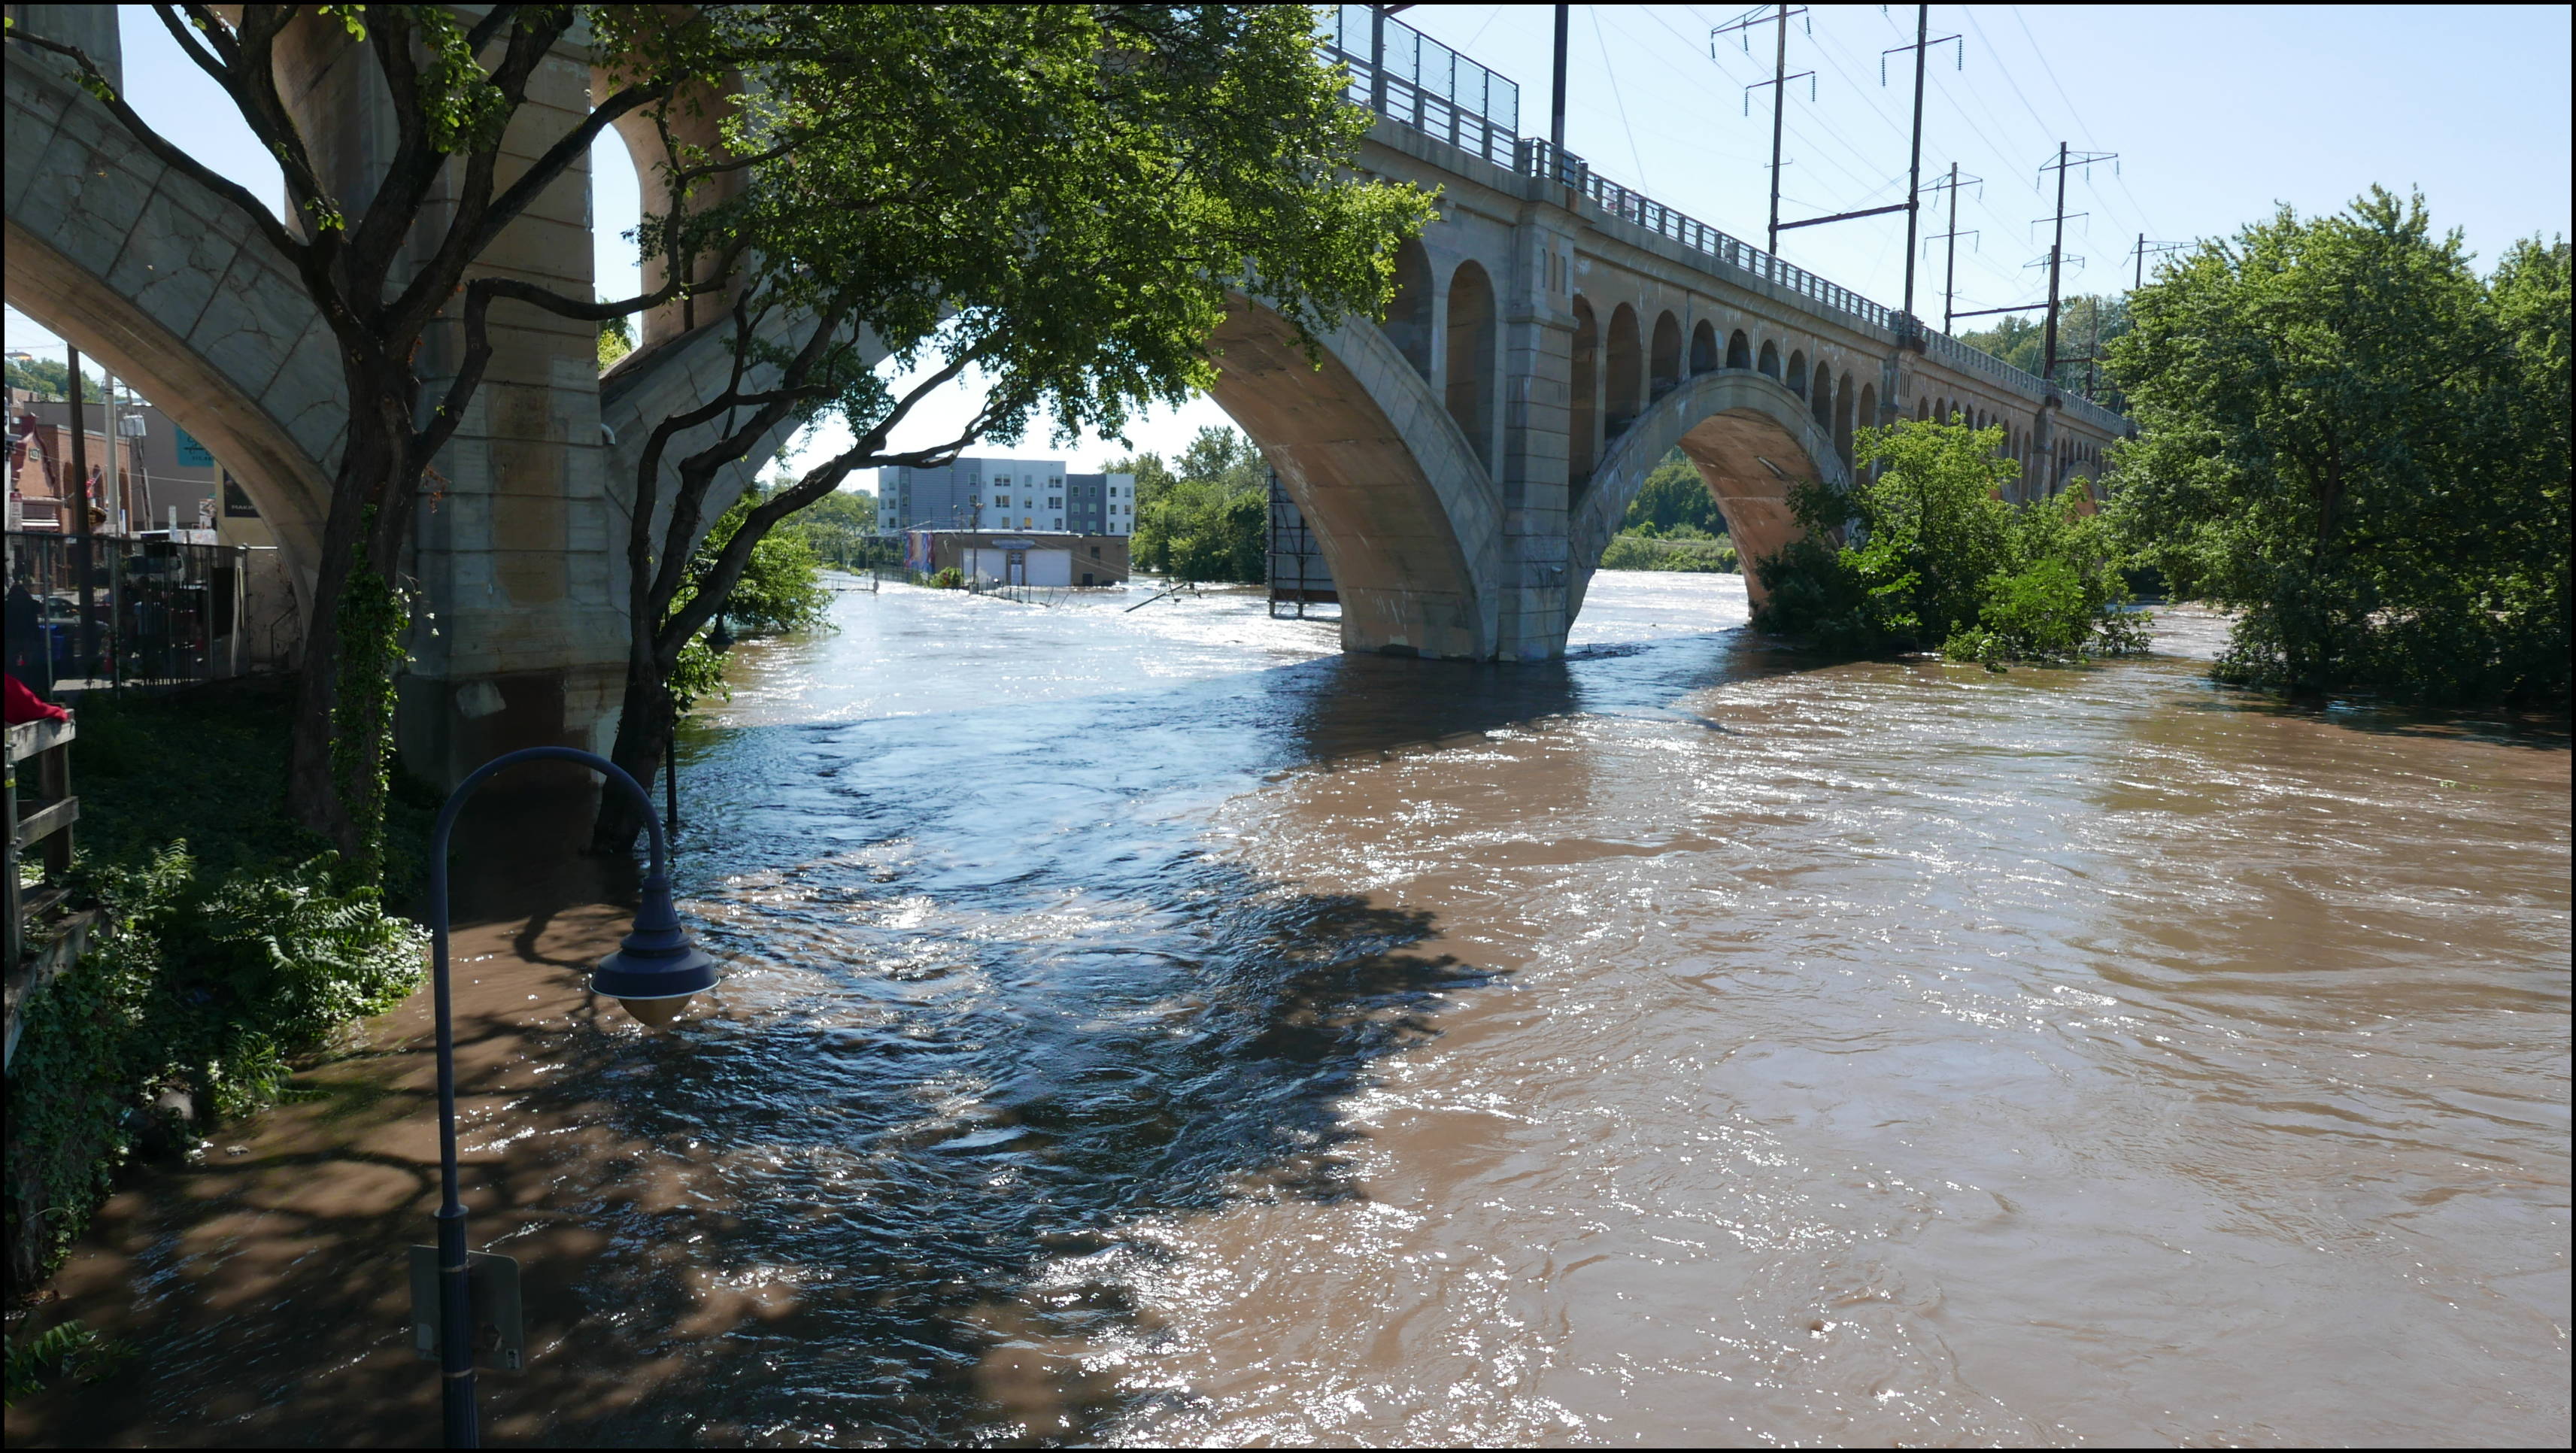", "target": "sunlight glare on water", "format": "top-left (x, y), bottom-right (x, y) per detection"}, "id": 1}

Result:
top-left (584, 572), bottom-right (2563, 1445)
